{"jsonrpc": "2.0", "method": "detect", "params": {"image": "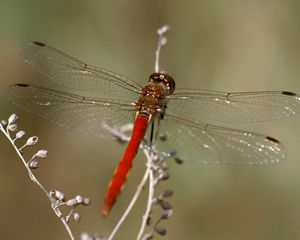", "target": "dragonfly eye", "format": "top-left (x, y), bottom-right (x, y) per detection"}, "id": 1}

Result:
top-left (149, 72), bottom-right (176, 95)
